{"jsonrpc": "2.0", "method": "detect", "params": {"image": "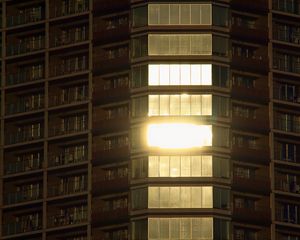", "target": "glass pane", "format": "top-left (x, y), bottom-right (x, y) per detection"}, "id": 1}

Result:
top-left (201, 218), bottom-right (213, 239)
top-left (160, 156), bottom-right (170, 177)
top-left (180, 4), bottom-right (190, 24)
top-left (149, 5), bottom-right (159, 25)
top-left (179, 35), bottom-right (191, 55)
top-left (149, 218), bottom-right (159, 239)
top-left (149, 187), bottom-right (159, 208)
top-left (192, 218), bottom-right (202, 238)
top-left (149, 65), bottom-right (159, 85)
top-left (202, 155), bottom-right (212, 177)
top-left (149, 95), bottom-right (159, 116)
top-left (170, 156), bottom-right (180, 177)
top-left (170, 95), bottom-right (180, 115)
top-left (159, 95), bottom-right (170, 116)
top-left (180, 218), bottom-right (191, 239)
top-left (191, 187), bottom-right (202, 208)
top-left (169, 187), bottom-right (180, 208)
top-left (149, 156), bottom-right (159, 177)
top-left (201, 64), bottom-right (212, 85)
top-left (180, 64), bottom-right (191, 85)
top-left (170, 64), bottom-right (180, 85)
top-left (160, 219), bottom-right (170, 238)
top-left (181, 94), bottom-right (191, 115)
top-left (191, 64), bottom-right (201, 85)
top-left (159, 5), bottom-right (169, 24)
top-left (159, 65), bottom-right (170, 85)
top-left (180, 187), bottom-right (191, 208)
top-left (170, 5), bottom-right (180, 24)
top-left (170, 219), bottom-right (180, 238)
top-left (201, 5), bottom-right (212, 24)
top-left (191, 5), bottom-right (201, 24)
top-left (202, 186), bottom-right (213, 208)
top-left (202, 95), bottom-right (212, 115)
top-left (160, 187), bottom-right (170, 208)
top-left (191, 95), bottom-right (201, 115)
top-left (181, 156), bottom-right (191, 176)
top-left (191, 156), bottom-right (202, 176)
